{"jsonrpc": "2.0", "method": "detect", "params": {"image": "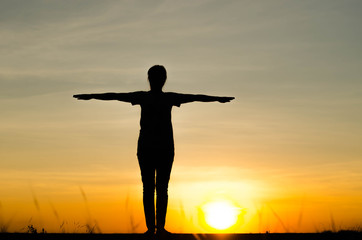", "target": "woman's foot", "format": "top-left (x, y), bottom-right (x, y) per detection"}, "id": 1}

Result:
top-left (143, 229), bottom-right (155, 239)
top-left (155, 228), bottom-right (172, 239)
